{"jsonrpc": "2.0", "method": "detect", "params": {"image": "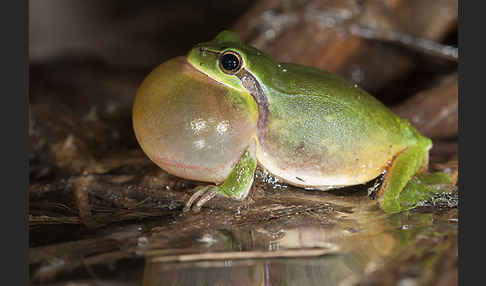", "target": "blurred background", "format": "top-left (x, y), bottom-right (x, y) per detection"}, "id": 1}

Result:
top-left (29, 1), bottom-right (458, 285)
